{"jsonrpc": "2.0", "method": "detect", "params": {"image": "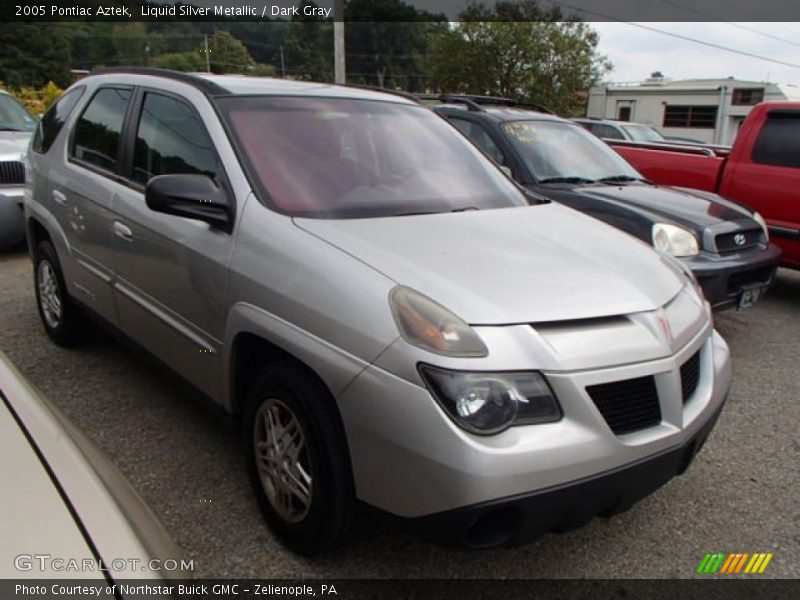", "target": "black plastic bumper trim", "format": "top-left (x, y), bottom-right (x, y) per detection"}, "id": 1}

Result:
top-left (405, 400), bottom-right (726, 548)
